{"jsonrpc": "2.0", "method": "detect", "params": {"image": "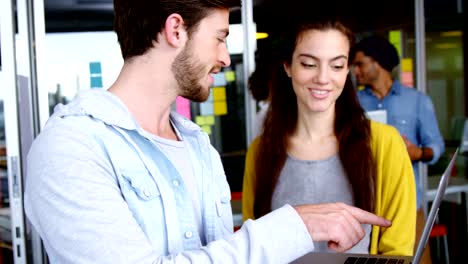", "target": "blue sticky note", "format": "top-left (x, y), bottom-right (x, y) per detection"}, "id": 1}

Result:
top-left (200, 102), bottom-right (214, 115)
top-left (213, 72), bottom-right (227, 86)
top-left (89, 62), bottom-right (102, 74)
top-left (207, 90), bottom-right (214, 102)
top-left (90, 76), bottom-right (103, 88)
